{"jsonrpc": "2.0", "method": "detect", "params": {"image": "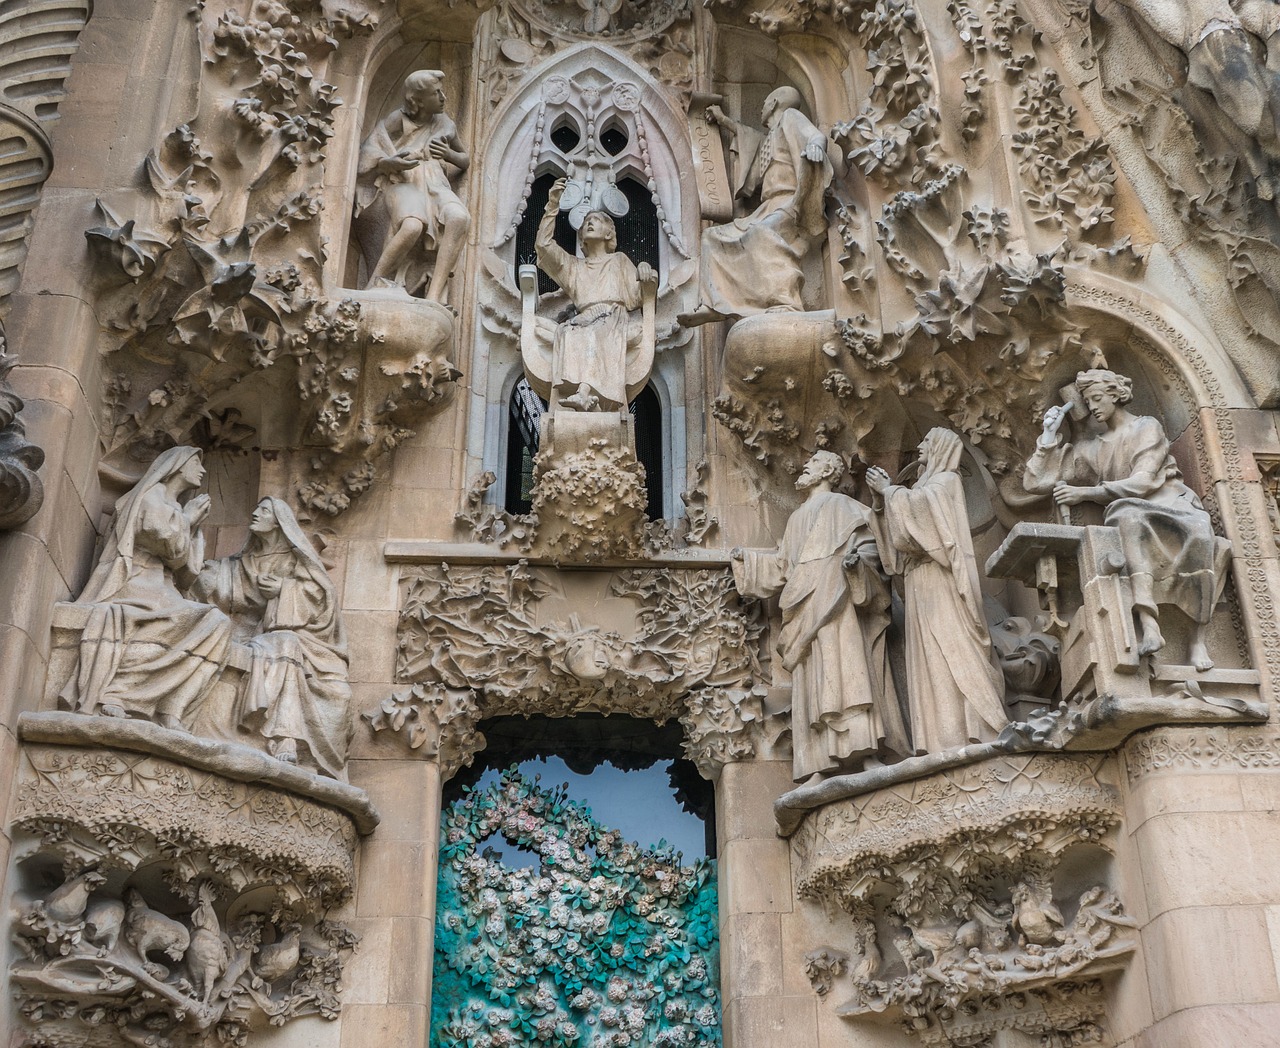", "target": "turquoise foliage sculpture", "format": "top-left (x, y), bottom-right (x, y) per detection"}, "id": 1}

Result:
top-left (431, 768), bottom-right (721, 1048)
